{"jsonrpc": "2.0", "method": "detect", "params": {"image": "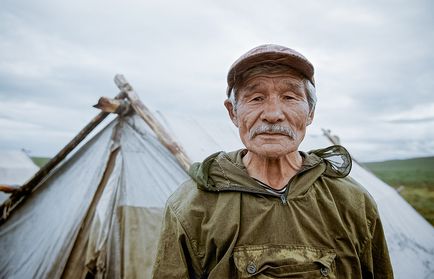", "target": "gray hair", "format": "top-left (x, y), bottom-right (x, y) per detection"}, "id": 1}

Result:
top-left (228, 63), bottom-right (317, 113)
